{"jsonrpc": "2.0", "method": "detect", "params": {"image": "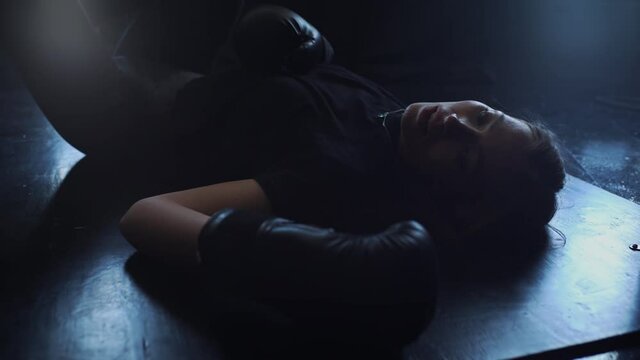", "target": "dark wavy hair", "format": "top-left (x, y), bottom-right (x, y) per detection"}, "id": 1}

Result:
top-left (466, 119), bottom-right (566, 253)
top-left (431, 120), bottom-right (565, 262)
top-left (512, 121), bottom-right (566, 226)
top-left (430, 118), bottom-right (566, 273)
